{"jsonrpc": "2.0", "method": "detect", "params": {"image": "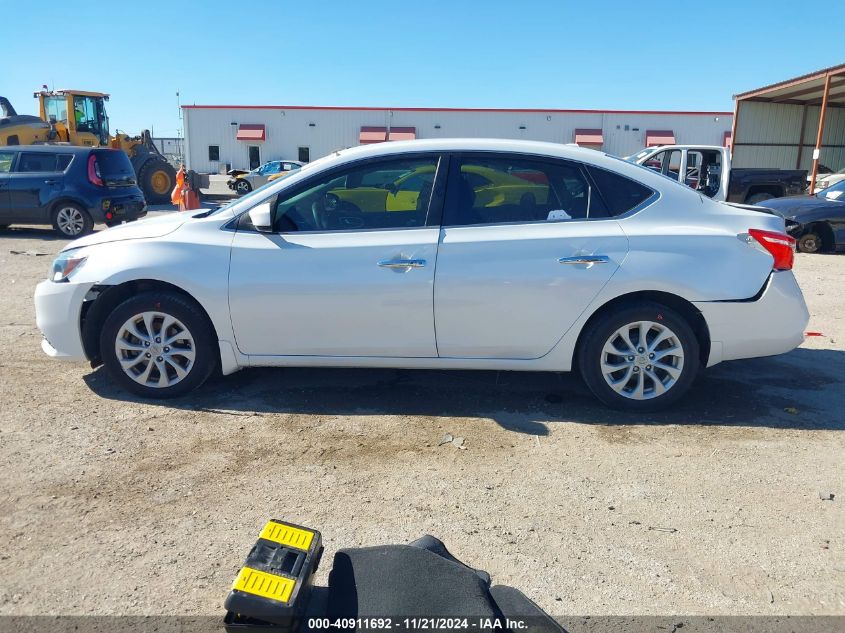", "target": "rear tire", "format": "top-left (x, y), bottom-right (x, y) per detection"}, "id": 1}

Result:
top-left (746, 192), bottom-right (774, 205)
top-left (578, 302), bottom-right (700, 411)
top-left (52, 203), bottom-right (93, 237)
top-left (100, 291), bottom-right (217, 399)
top-left (138, 159), bottom-right (176, 205)
top-left (797, 232), bottom-right (822, 253)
